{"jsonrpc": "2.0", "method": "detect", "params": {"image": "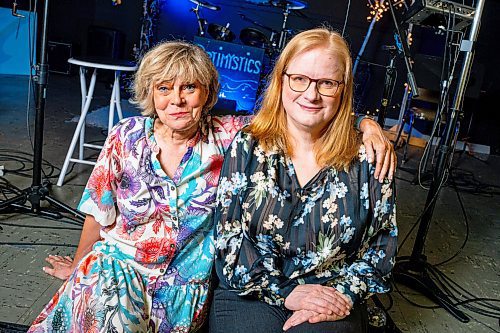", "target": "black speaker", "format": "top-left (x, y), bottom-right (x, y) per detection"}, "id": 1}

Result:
top-left (86, 26), bottom-right (125, 59)
top-left (47, 41), bottom-right (72, 74)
